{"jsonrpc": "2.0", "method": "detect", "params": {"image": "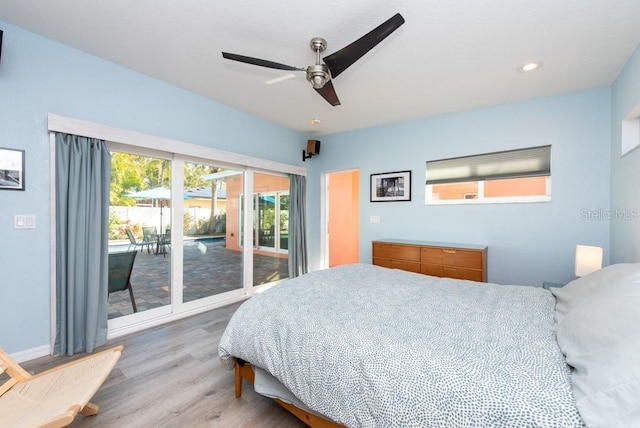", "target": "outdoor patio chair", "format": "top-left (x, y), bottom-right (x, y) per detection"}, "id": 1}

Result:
top-left (156, 232), bottom-right (171, 257)
top-left (141, 227), bottom-right (157, 254)
top-left (125, 228), bottom-right (152, 253)
top-left (0, 345), bottom-right (124, 427)
top-left (108, 251), bottom-right (138, 313)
